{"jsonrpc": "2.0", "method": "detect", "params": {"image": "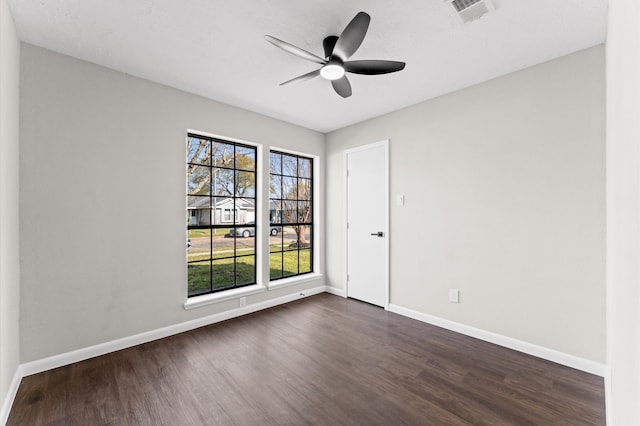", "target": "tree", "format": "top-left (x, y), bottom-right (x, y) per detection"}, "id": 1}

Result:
top-left (187, 138), bottom-right (255, 198)
top-left (187, 138), bottom-right (256, 224)
top-left (279, 156), bottom-right (311, 248)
